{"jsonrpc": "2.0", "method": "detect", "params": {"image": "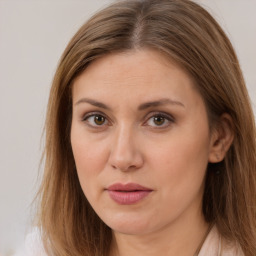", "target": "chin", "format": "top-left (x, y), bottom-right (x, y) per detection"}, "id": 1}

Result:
top-left (102, 212), bottom-right (155, 235)
top-left (111, 224), bottom-right (151, 236)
